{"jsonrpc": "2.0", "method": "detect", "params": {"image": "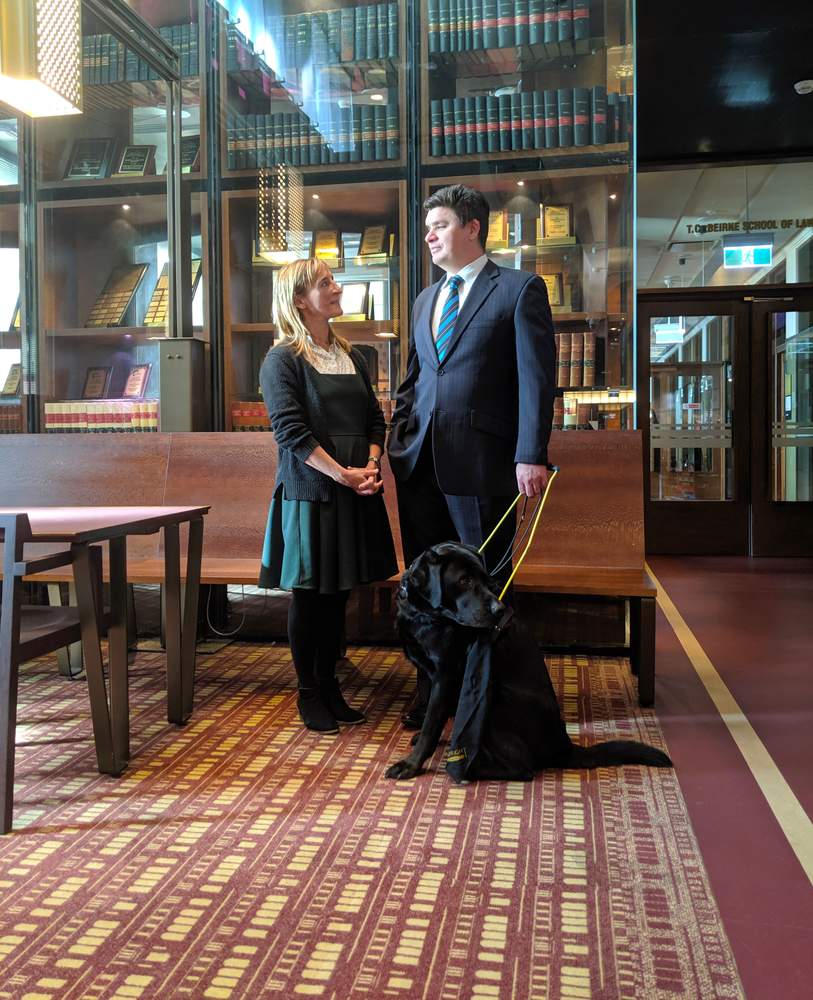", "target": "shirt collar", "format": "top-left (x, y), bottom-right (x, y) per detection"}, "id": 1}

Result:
top-left (445, 254), bottom-right (489, 288)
